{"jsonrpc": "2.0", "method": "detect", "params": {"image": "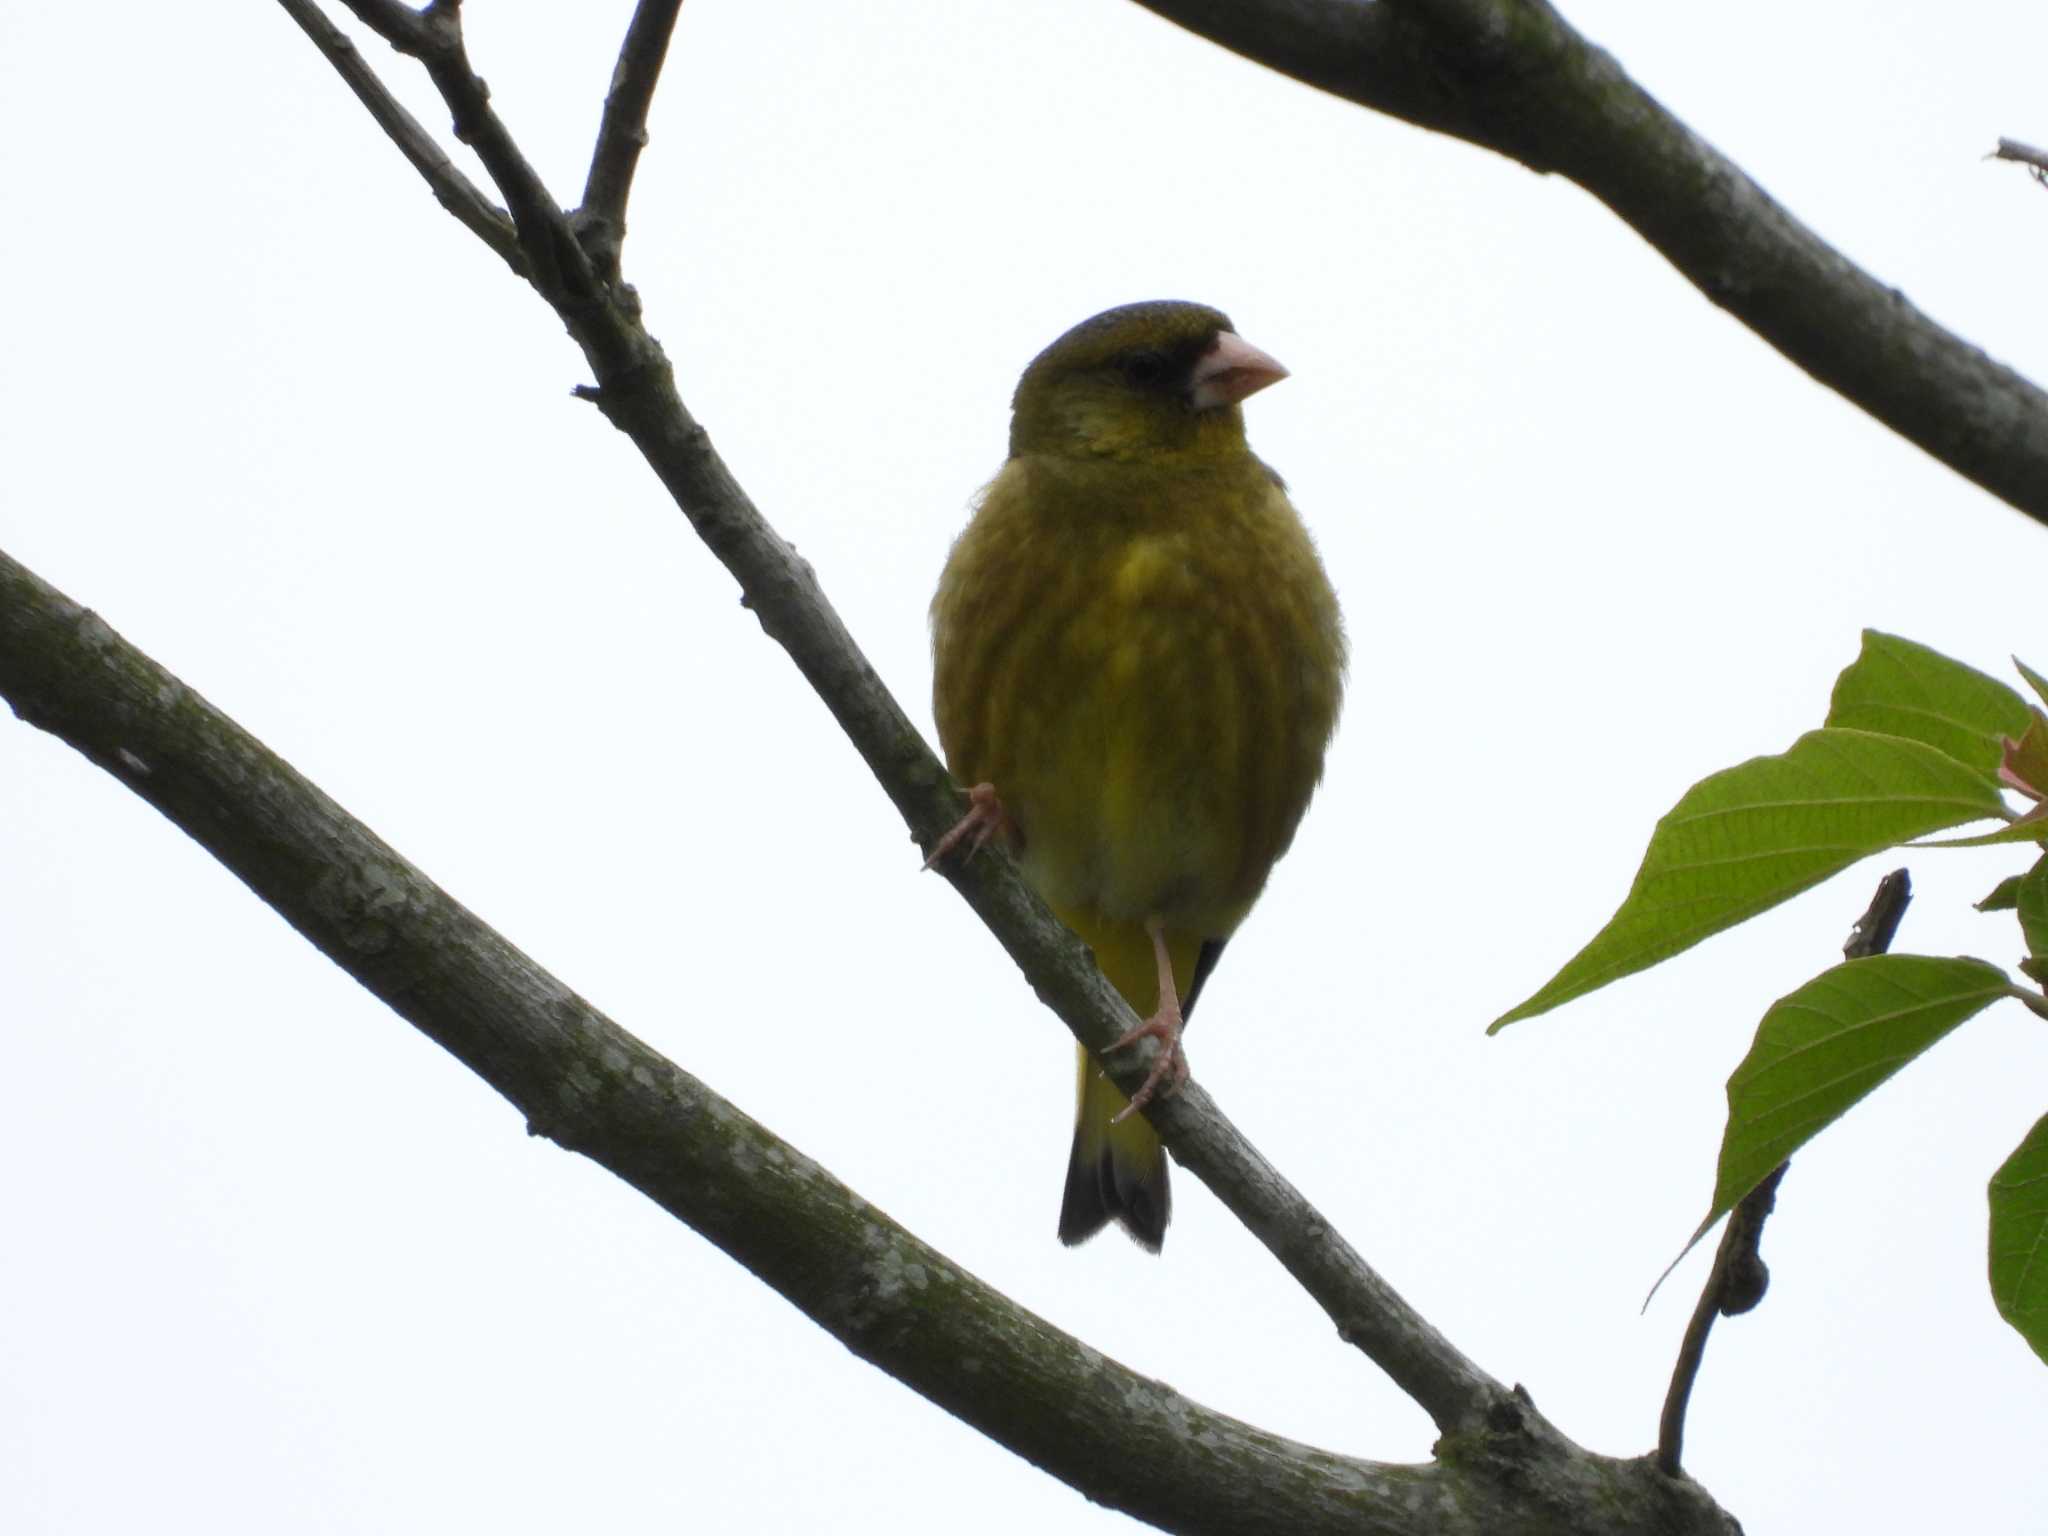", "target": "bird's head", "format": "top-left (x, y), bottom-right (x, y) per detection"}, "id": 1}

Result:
top-left (1007, 300), bottom-right (1287, 464)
